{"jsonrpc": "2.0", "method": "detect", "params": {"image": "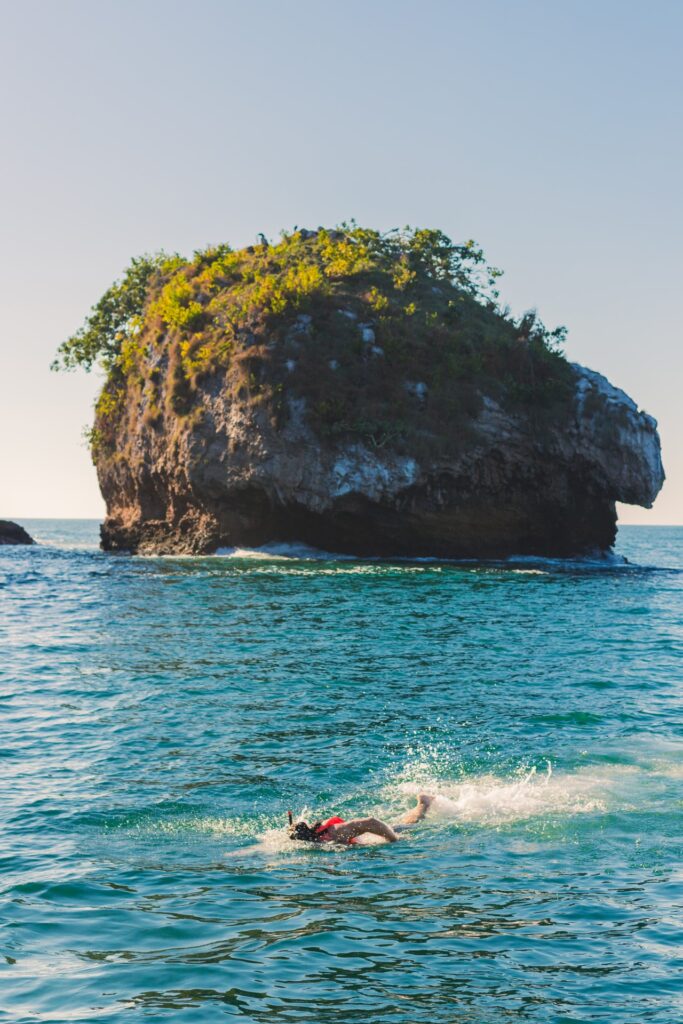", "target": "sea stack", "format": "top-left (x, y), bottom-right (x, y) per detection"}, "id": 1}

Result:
top-left (65, 227), bottom-right (663, 556)
top-left (0, 521), bottom-right (35, 545)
